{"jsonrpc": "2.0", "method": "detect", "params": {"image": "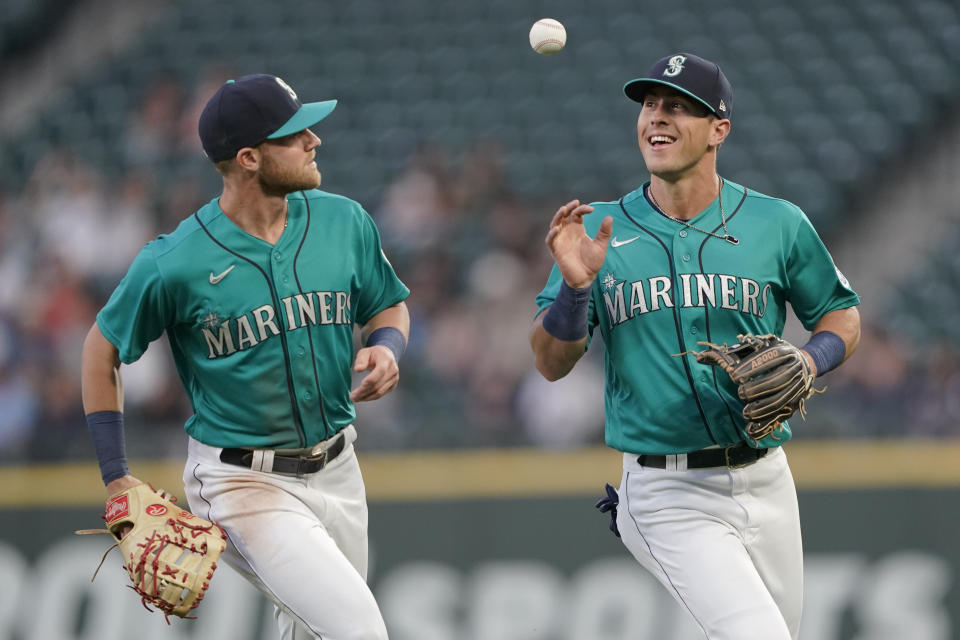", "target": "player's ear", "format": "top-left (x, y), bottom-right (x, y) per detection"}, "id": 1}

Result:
top-left (235, 147), bottom-right (261, 172)
top-left (710, 118), bottom-right (731, 147)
